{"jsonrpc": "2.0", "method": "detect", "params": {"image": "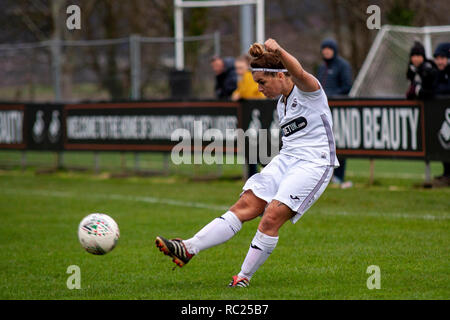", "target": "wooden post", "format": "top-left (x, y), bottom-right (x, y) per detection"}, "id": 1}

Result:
top-left (56, 152), bottom-right (64, 170)
top-left (369, 159), bottom-right (375, 185)
top-left (242, 163), bottom-right (249, 181)
top-left (94, 152), bottom-right (100, 174)
top-left (134, 152), bottom-right (140, 172)
top-left (21, 150), bottom-right (27, 171)
top-left (163, 152), bottom-right (170, 174)
top-left (424, 160), bottom-right (432, 187)
top-left (217, 163), bottom-right (223, 178)
top-left (120, 152), bottom-right (126, 171)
